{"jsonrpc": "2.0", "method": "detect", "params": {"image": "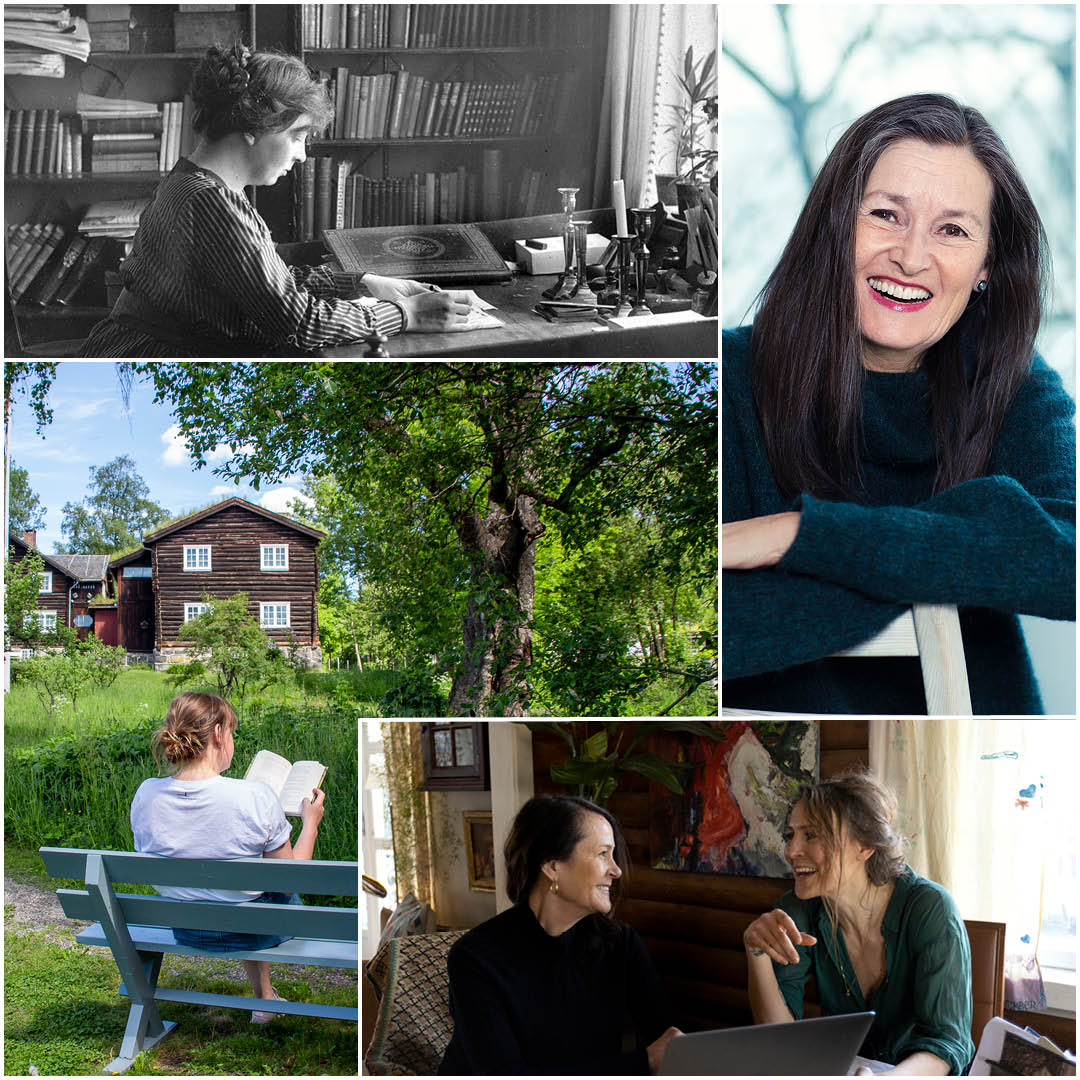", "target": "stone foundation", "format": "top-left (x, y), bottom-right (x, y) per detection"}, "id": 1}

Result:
top-left (151, 644), bottom-right (323, 672)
